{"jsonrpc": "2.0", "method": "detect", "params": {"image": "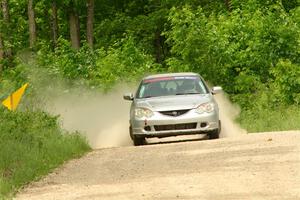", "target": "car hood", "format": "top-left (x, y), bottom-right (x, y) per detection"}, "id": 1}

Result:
top-left (134, 94), bottom-right (213, 111)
